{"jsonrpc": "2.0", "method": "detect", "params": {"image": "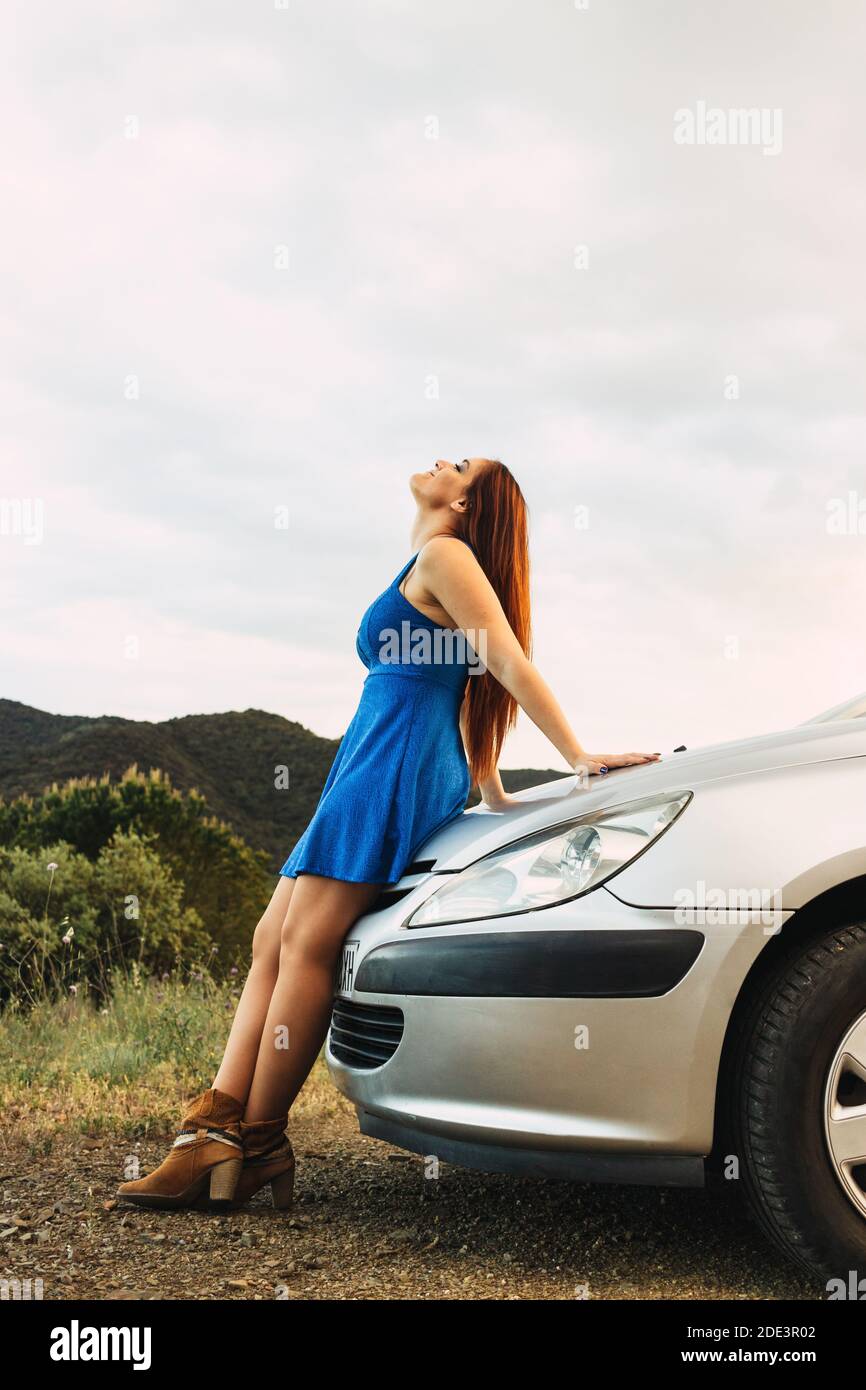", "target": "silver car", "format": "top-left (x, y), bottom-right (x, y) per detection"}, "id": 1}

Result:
top-left (327, 693), bottom-right (866, 1283)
